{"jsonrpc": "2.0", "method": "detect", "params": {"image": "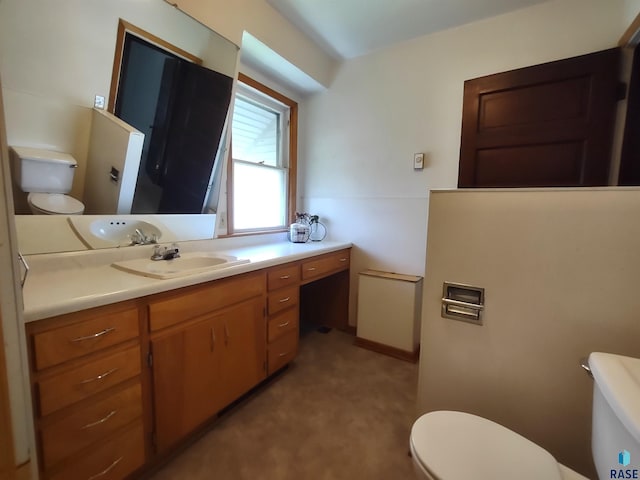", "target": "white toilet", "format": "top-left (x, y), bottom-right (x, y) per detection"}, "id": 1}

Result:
top-left (10, 146), bottom-right (85, 215)
top-left (410, 352), bottom-right (640, 480)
